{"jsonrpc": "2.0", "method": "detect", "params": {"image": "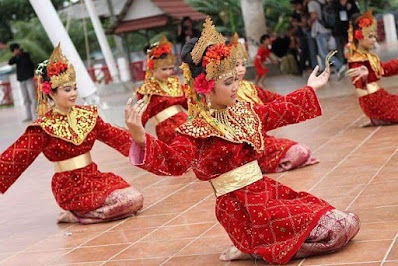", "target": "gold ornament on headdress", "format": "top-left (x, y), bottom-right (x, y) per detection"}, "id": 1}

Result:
top-left (181, 17), bottom-right (241, 138)
top-left (47, 43), bottom-right (76, 89)
top-left (355, 9), bottom-right (377, 39)
top-left (230, 33), bottom-right (249, 61)
top-left (191, 17), bottom-right (226, 64)
top-left (146, 36), bottom-right (176, 78)
top-left (36, 76), bottom-right (50, 118)
top-left (191, 17), bottom-right (237, 81)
